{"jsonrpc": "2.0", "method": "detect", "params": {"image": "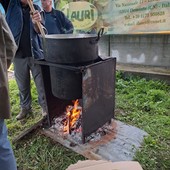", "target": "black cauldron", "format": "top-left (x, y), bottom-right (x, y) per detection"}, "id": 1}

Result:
top-left (42, 28), bottom-right (104, 64)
